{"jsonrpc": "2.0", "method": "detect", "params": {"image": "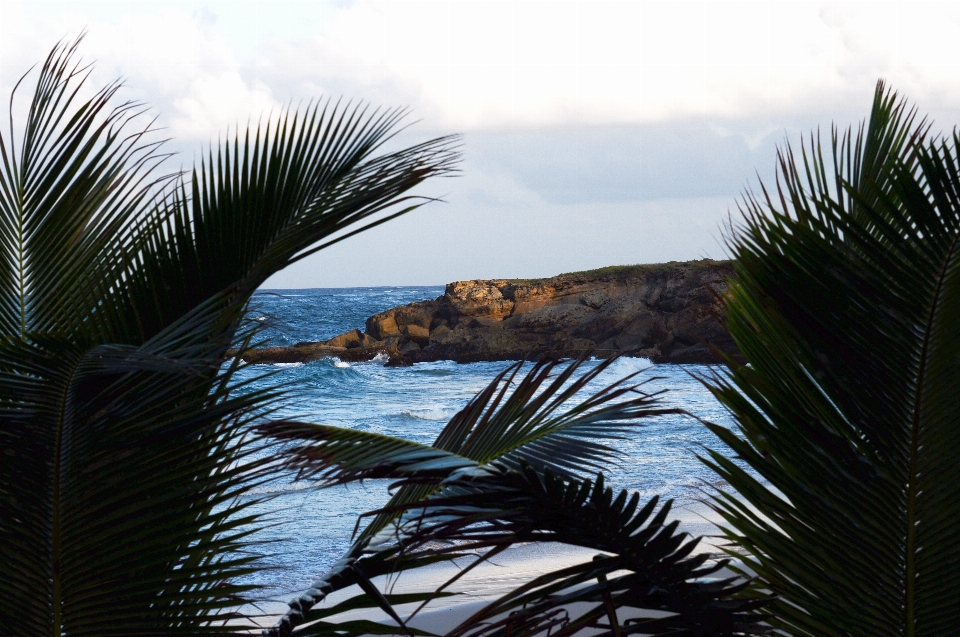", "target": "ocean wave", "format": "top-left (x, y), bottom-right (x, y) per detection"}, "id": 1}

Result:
top-left (601, 356), bottom-right (654, 378)
top-left (411, 364), bottom-right (456, 377)
top-left (400, 406), bottom-right (457, 421)
top-left (246, 480), bottom-right (319, 495)
top-left (324, 353), bottom-right (384, 369)
top-left (272, 362), bottom-right (303, 368)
